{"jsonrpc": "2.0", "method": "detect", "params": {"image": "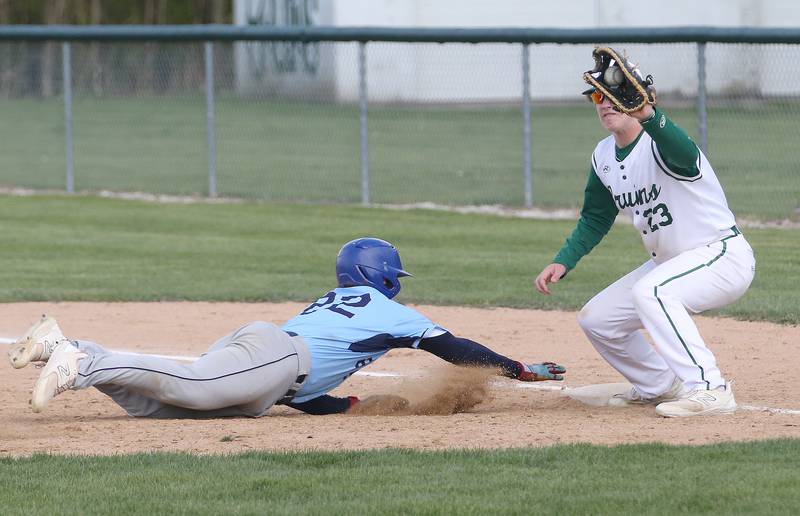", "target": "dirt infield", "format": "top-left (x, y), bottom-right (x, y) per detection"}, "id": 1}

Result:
top-left (1, 302), bottom-right (798, 456)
